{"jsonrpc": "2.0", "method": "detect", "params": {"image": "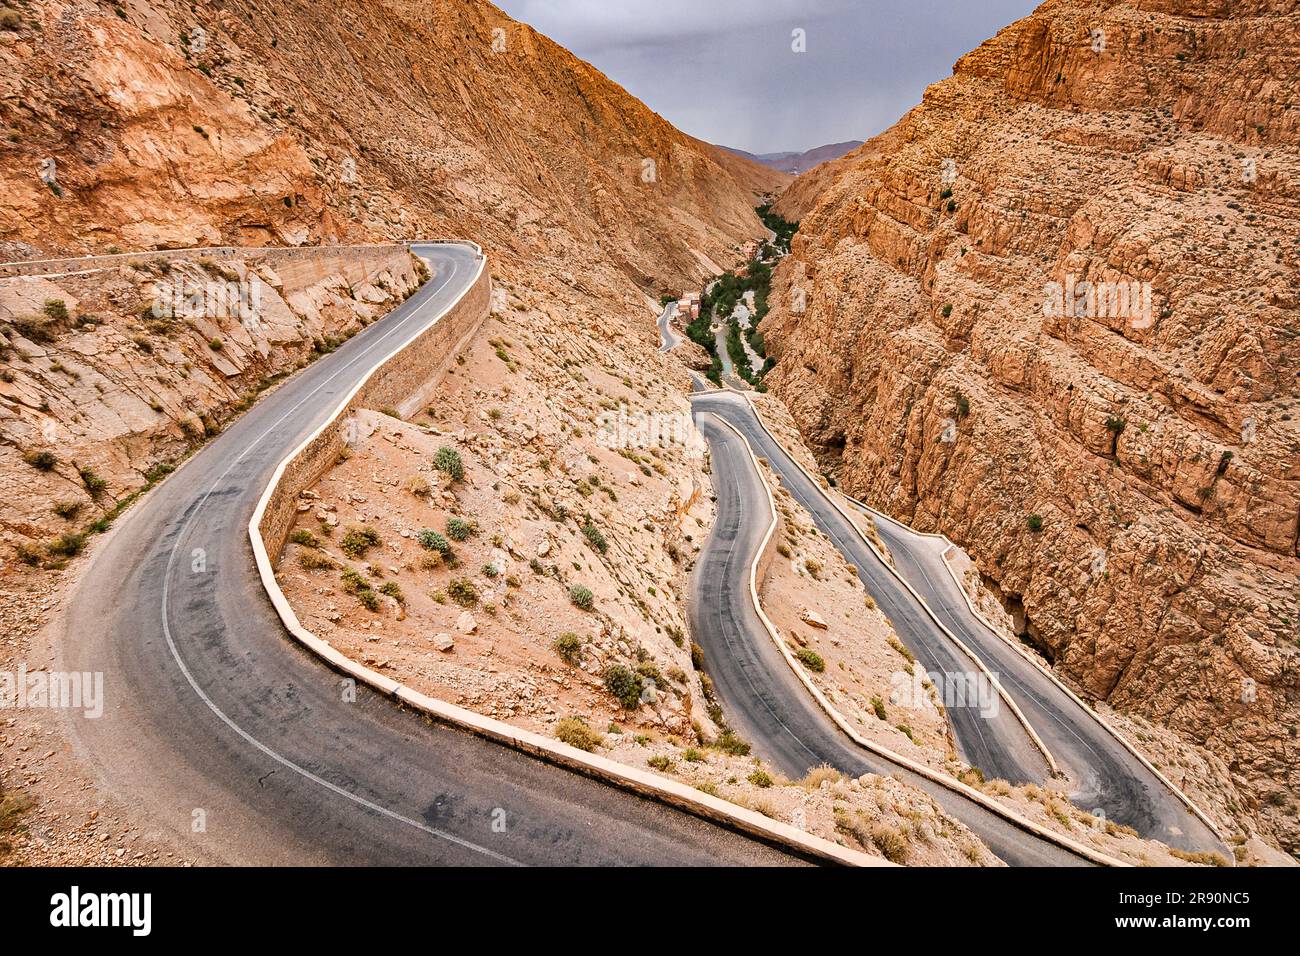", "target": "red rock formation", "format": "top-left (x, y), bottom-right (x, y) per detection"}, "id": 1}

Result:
top-left (761, 0), bottom-right (1299, 853)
